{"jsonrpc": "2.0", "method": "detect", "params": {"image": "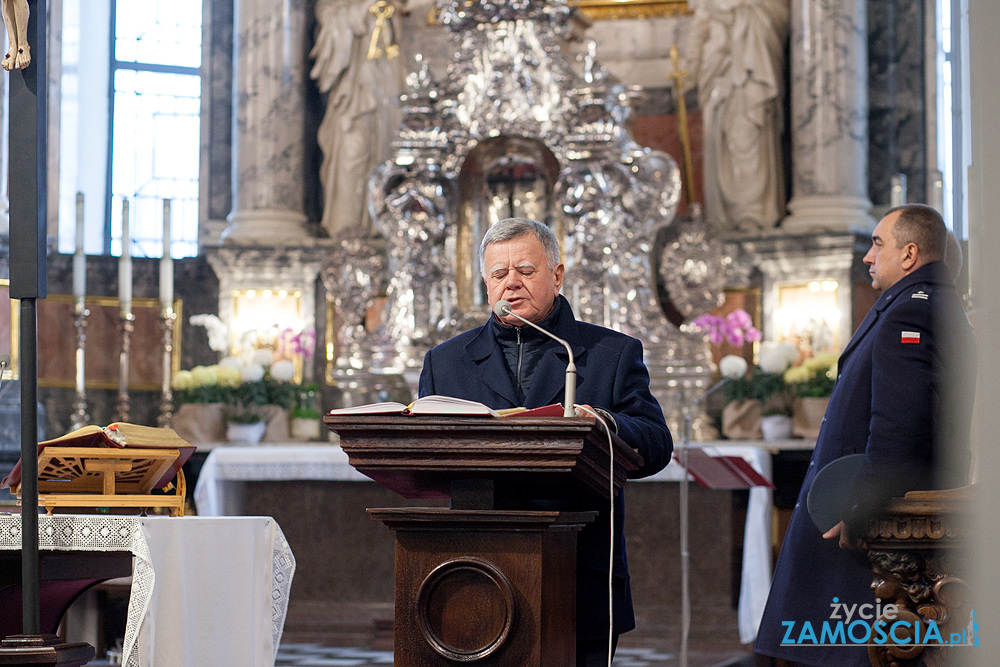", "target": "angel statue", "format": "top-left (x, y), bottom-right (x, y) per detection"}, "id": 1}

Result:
top-left (2, 0), bottom-right (30, 71)
top-left (310, 0), bottom-right (432, 239)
